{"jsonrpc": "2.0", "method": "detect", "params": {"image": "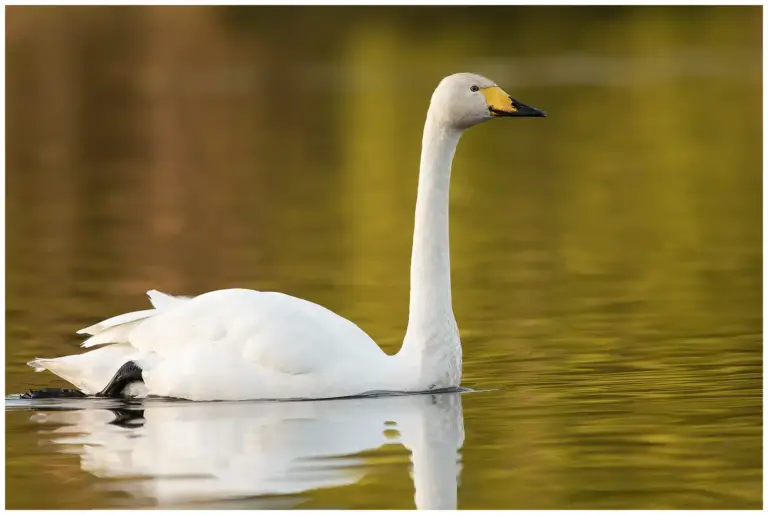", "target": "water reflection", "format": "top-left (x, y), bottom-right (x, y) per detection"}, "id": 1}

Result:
top-left (19, 392), bottom-right (464, 509)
